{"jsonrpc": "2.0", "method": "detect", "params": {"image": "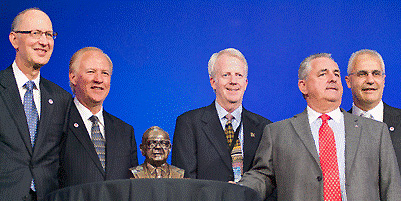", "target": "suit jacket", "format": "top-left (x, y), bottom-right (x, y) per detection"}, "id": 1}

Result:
top-left (349, 102), bottom-right (401, 171)
top-left (239, 109), bottom-right (401, 200)
top-left (59, 102), bottom-right (138, 188)
top-left (0, 65), bottom-right (72, 200)
top-left (171, 102), bottom-right (271, 182)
